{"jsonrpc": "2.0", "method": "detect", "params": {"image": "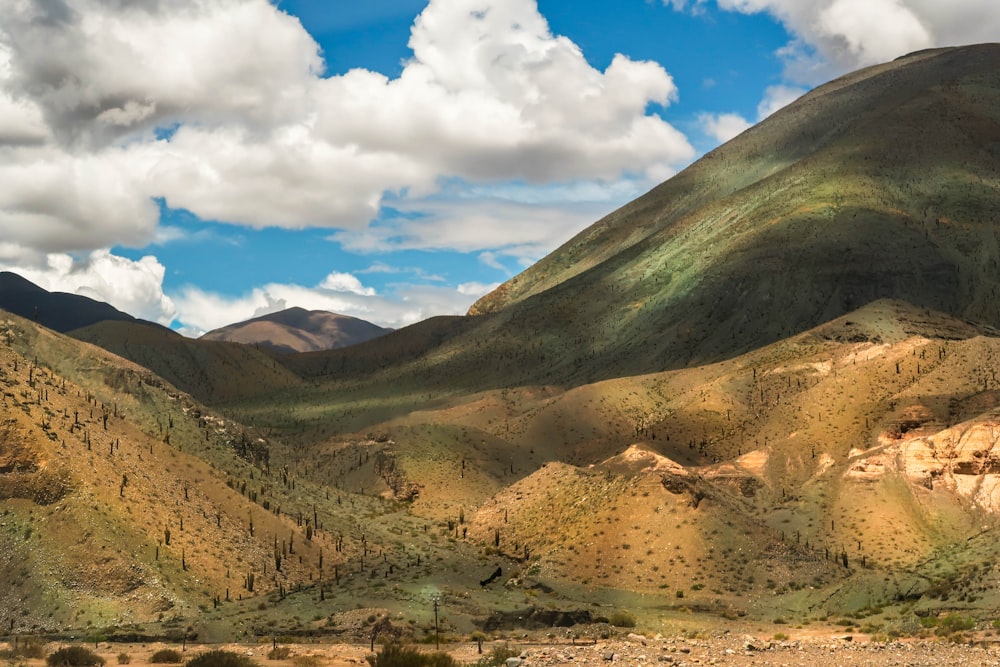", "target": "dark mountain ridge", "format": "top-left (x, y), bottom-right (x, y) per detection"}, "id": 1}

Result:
top-left (0, 271), bottom-right (147, 333)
